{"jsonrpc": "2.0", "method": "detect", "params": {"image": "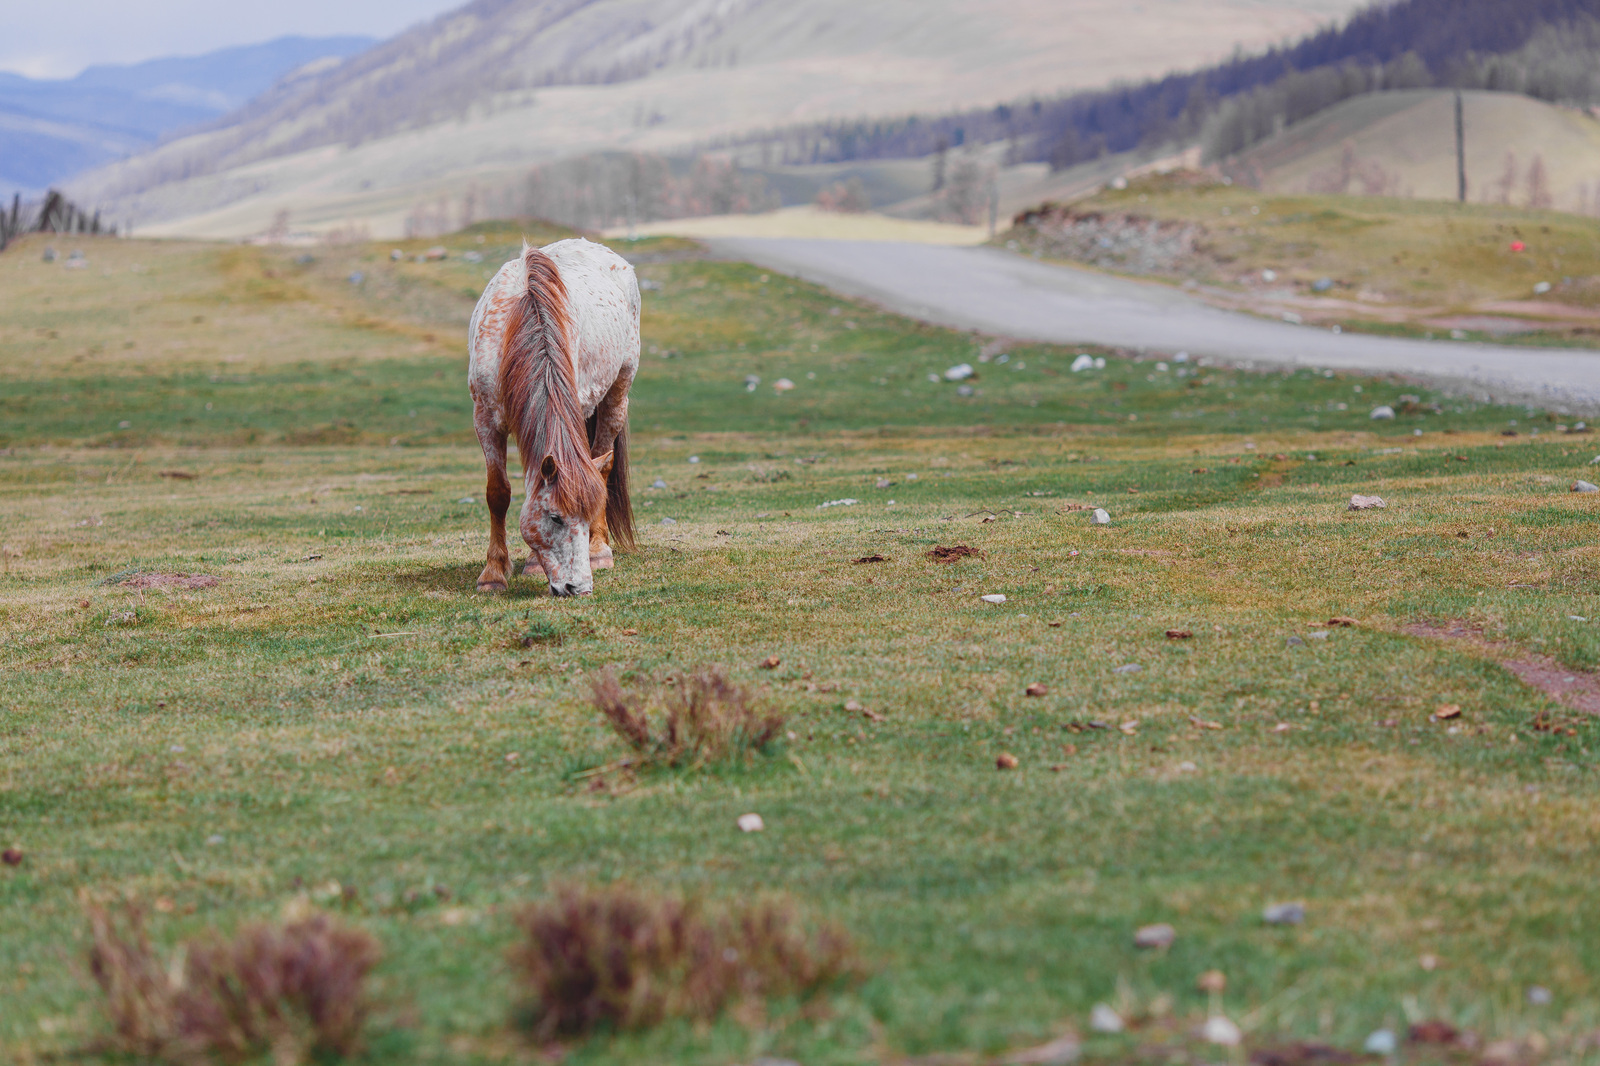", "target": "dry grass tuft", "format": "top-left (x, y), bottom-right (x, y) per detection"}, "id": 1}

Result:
top-left (588, 666), bottom-right (783, 770)
top-left (508, 883), bottom-right (860, 1040)
top-left (87, 903), bottom-right (381, 1064)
